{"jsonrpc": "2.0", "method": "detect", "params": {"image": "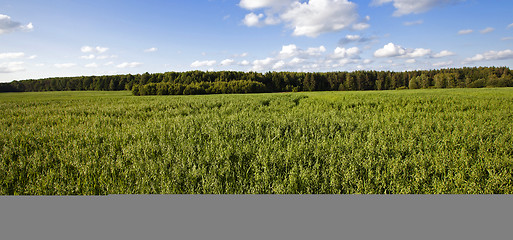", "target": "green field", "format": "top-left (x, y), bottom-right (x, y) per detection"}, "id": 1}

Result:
top-left (1, 89), bottom-right (513, 194)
